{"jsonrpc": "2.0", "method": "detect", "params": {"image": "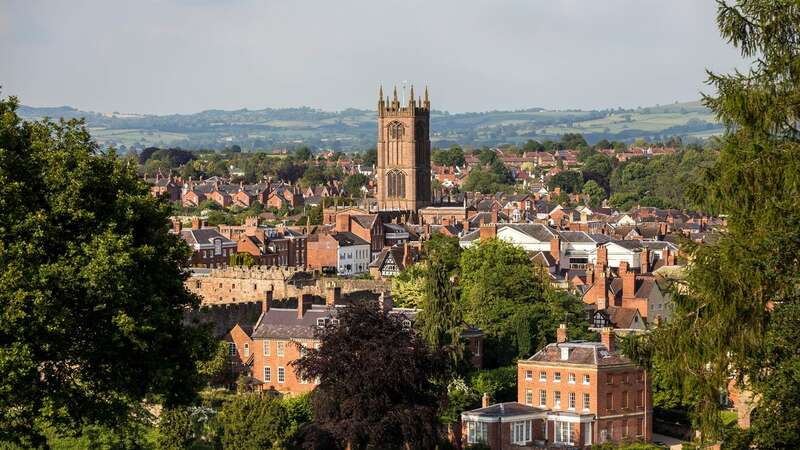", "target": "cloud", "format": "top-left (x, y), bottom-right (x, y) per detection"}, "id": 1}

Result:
top-left (0, 0), bottom-right (747, 114)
